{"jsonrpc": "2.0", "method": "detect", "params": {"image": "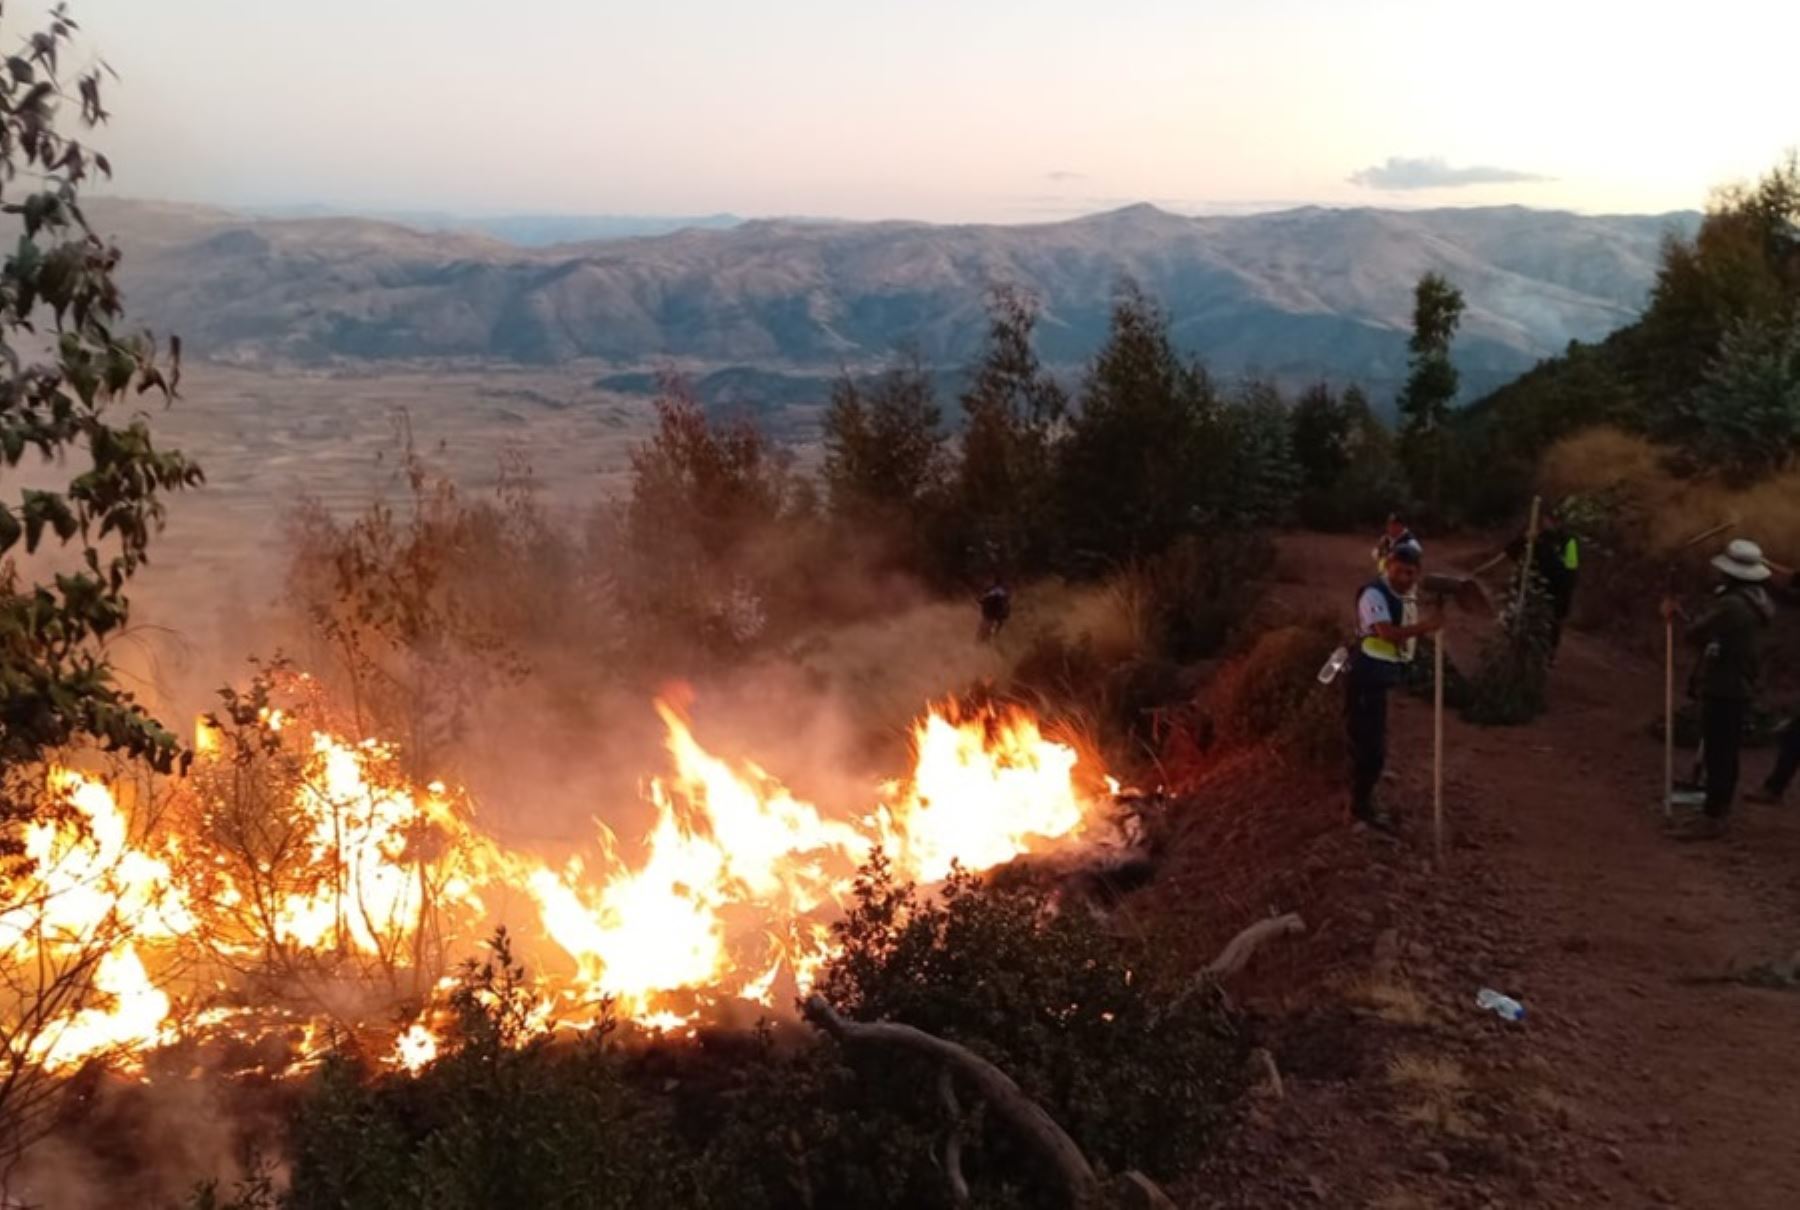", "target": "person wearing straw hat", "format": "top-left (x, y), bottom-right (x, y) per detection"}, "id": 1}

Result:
top-left (1662, 539), bottom-right (1778, 838)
